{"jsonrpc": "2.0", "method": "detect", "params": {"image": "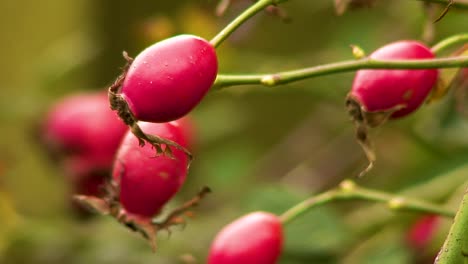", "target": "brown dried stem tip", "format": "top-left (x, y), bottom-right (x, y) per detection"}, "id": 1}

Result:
top-left (108, 51), bottom-right (192, 162)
